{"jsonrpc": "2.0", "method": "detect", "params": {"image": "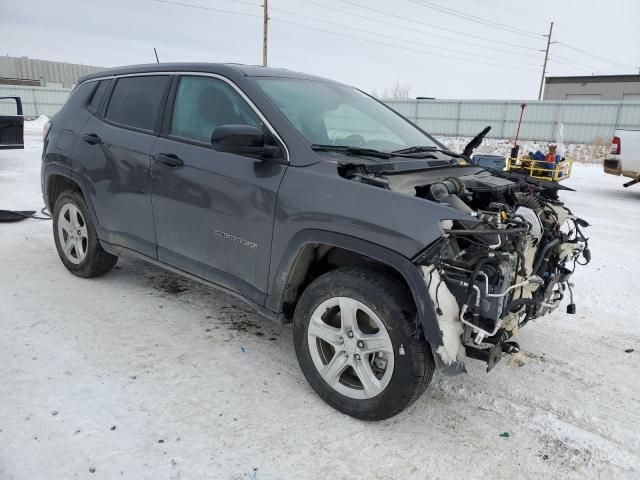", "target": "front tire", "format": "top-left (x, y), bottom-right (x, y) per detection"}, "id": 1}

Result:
top-left (293, 267), bottom-right (434, 420)
top-left (53, 190), bottom-right (118, 278)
